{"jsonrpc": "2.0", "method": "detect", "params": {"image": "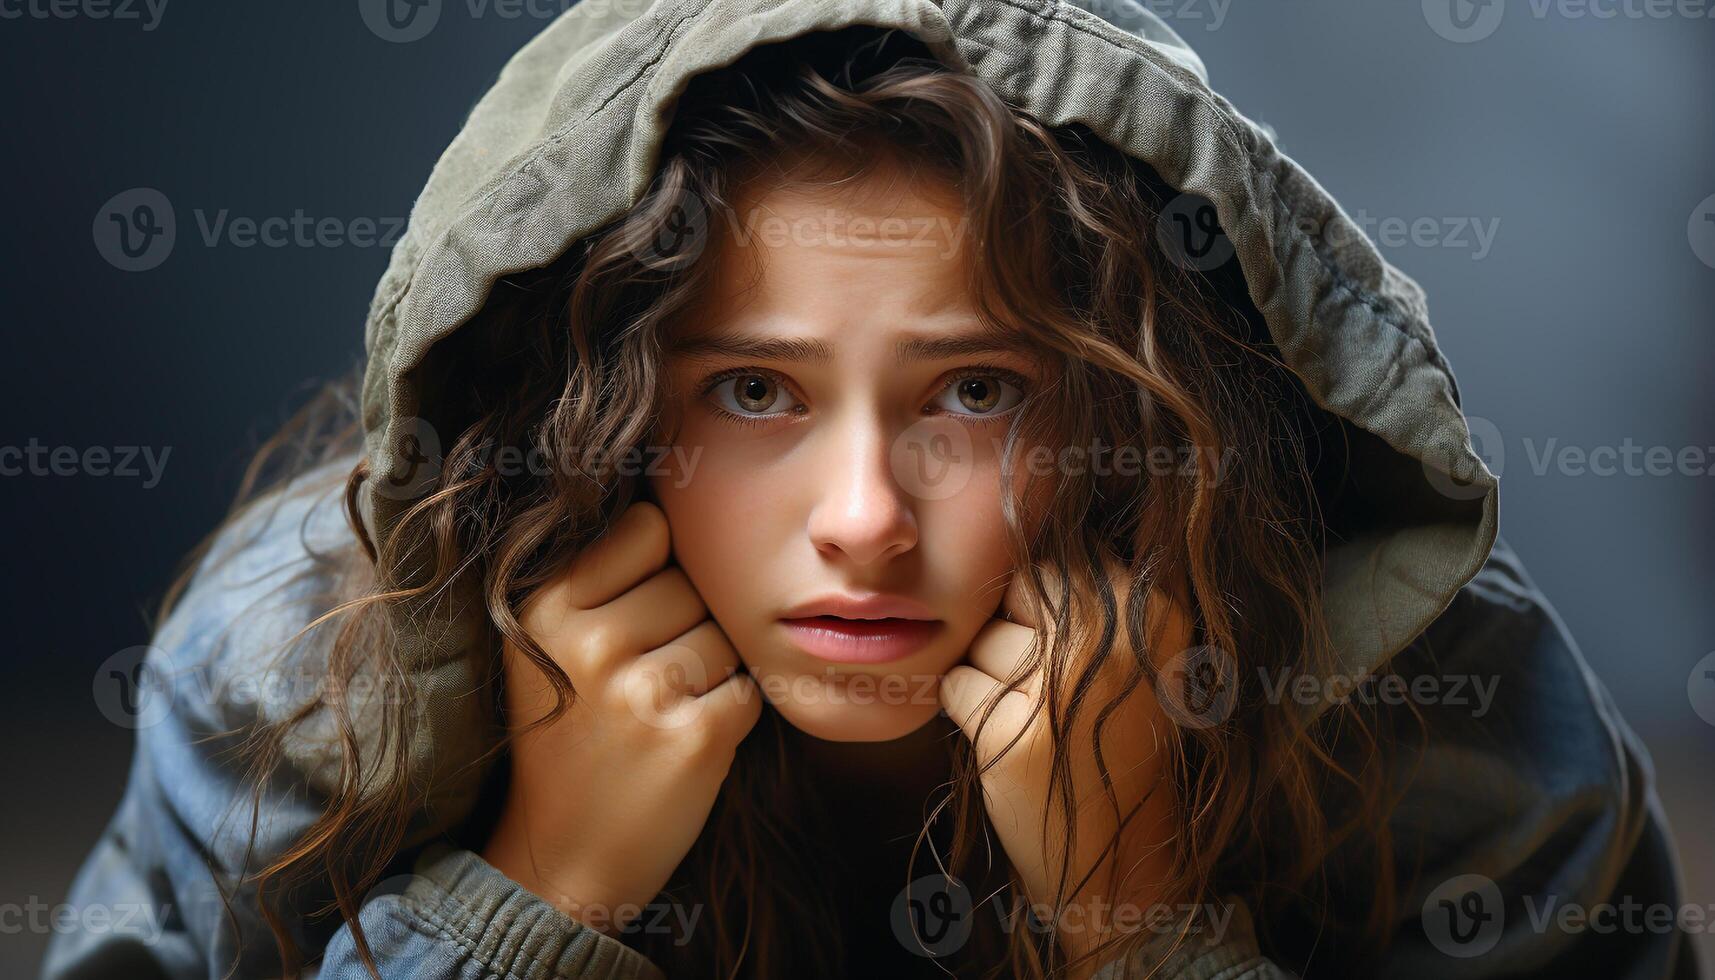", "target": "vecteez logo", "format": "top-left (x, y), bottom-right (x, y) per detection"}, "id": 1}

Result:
top-left (359, 0), bottom-right (628, 42)
top-left (1426, 0), bottom-right (1715, 40)
top-left (1423, 0), bottom-right (1507, 42)
top-left (359, 0), bottom-right (441, 43)
top-left (1689, 192), bottom-right (1715, 270)
top-left (93, 188), bottom-right (407, 272)
top-left (0, 0), bottom-right (168, 31)
top-left (1422, 874), bottom-right (1505, 958)
top-left (93, 188), bottom-right (175, 272)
